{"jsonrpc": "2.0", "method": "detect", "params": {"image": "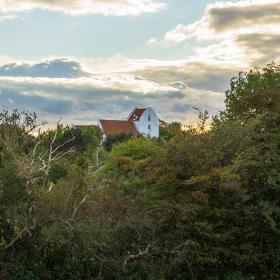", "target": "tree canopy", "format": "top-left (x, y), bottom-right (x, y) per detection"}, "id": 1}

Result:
top-left (1, 63), bottom-right (280, 279)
